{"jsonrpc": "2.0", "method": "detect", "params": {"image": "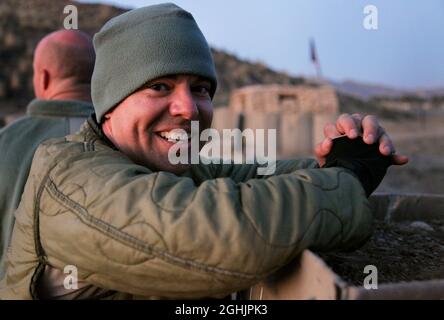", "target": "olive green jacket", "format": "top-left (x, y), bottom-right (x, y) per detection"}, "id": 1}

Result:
top-left (0, 100), bottom-right (93, 281)
top-left (0, 116), bottom-right (372, 299)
